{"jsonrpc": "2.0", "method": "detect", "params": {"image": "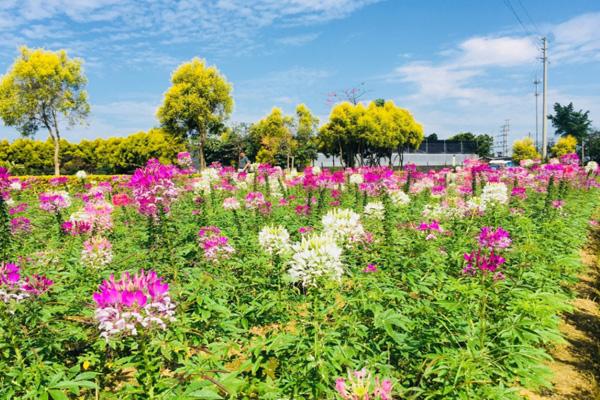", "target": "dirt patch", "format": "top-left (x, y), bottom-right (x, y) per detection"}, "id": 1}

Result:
top-left (523, 229), bottom-right (600, 400)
